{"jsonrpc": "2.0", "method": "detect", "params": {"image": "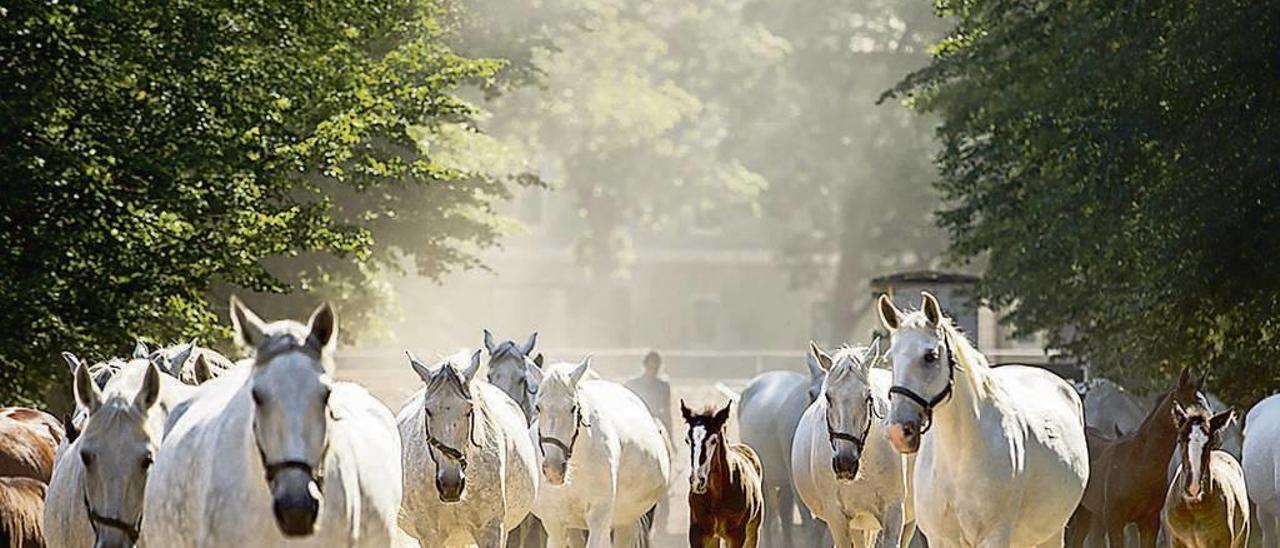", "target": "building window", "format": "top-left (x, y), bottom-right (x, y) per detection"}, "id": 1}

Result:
top-left (691, 295), bottom-right (721, 345)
